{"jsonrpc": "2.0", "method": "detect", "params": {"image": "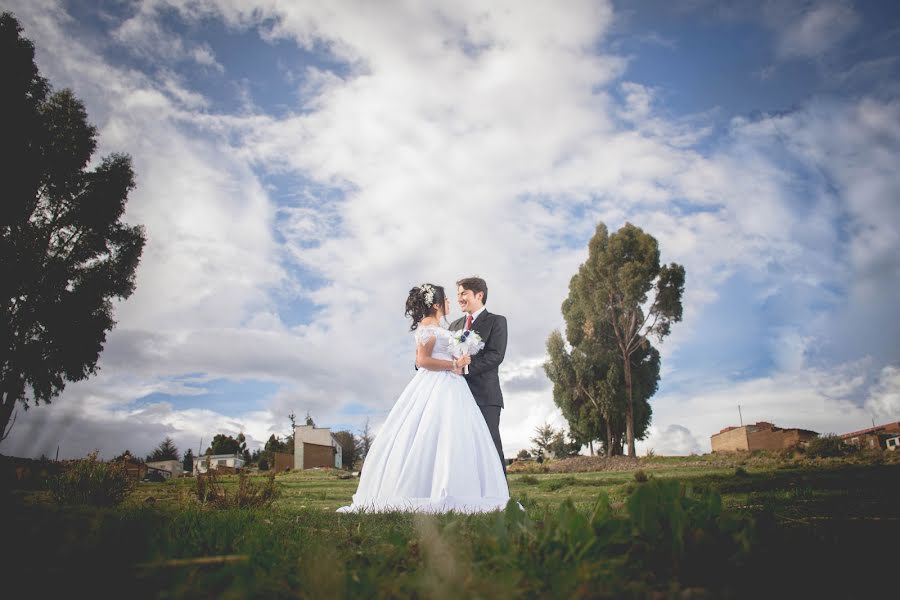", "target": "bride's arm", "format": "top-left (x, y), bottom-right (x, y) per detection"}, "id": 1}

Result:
top-left (415, 336), bottom-right (466, 372)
